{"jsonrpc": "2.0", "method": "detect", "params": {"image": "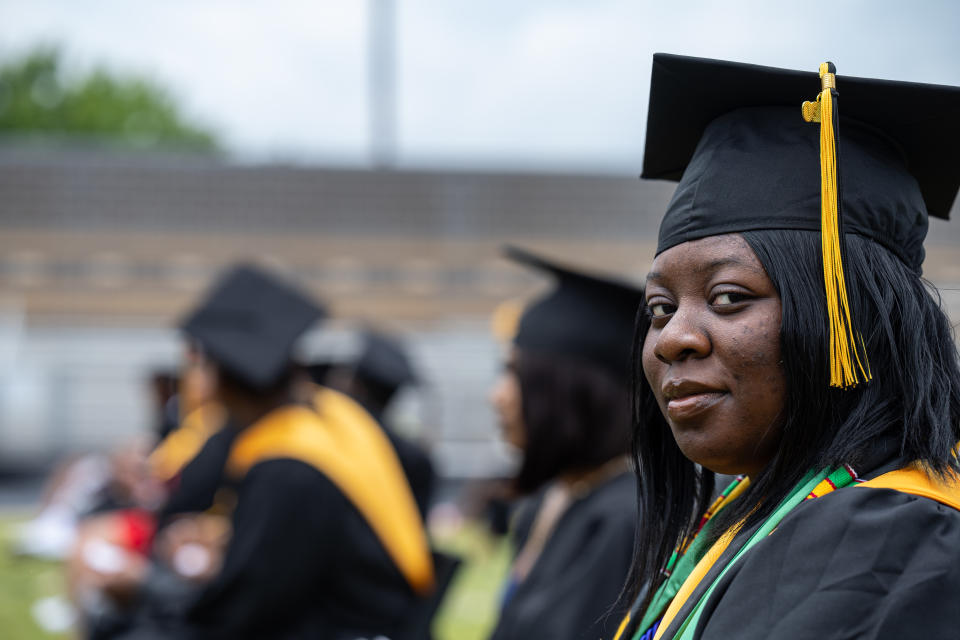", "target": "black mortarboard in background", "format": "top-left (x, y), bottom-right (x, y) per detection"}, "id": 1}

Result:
top-left (503, 246), bottom-right (644, 377)
top-left (181, 264), bottom-right (326, 390)
top-left (353, 330), bottom-right (419, 394)
top-left (643, 53), bottom-right (960, 271)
